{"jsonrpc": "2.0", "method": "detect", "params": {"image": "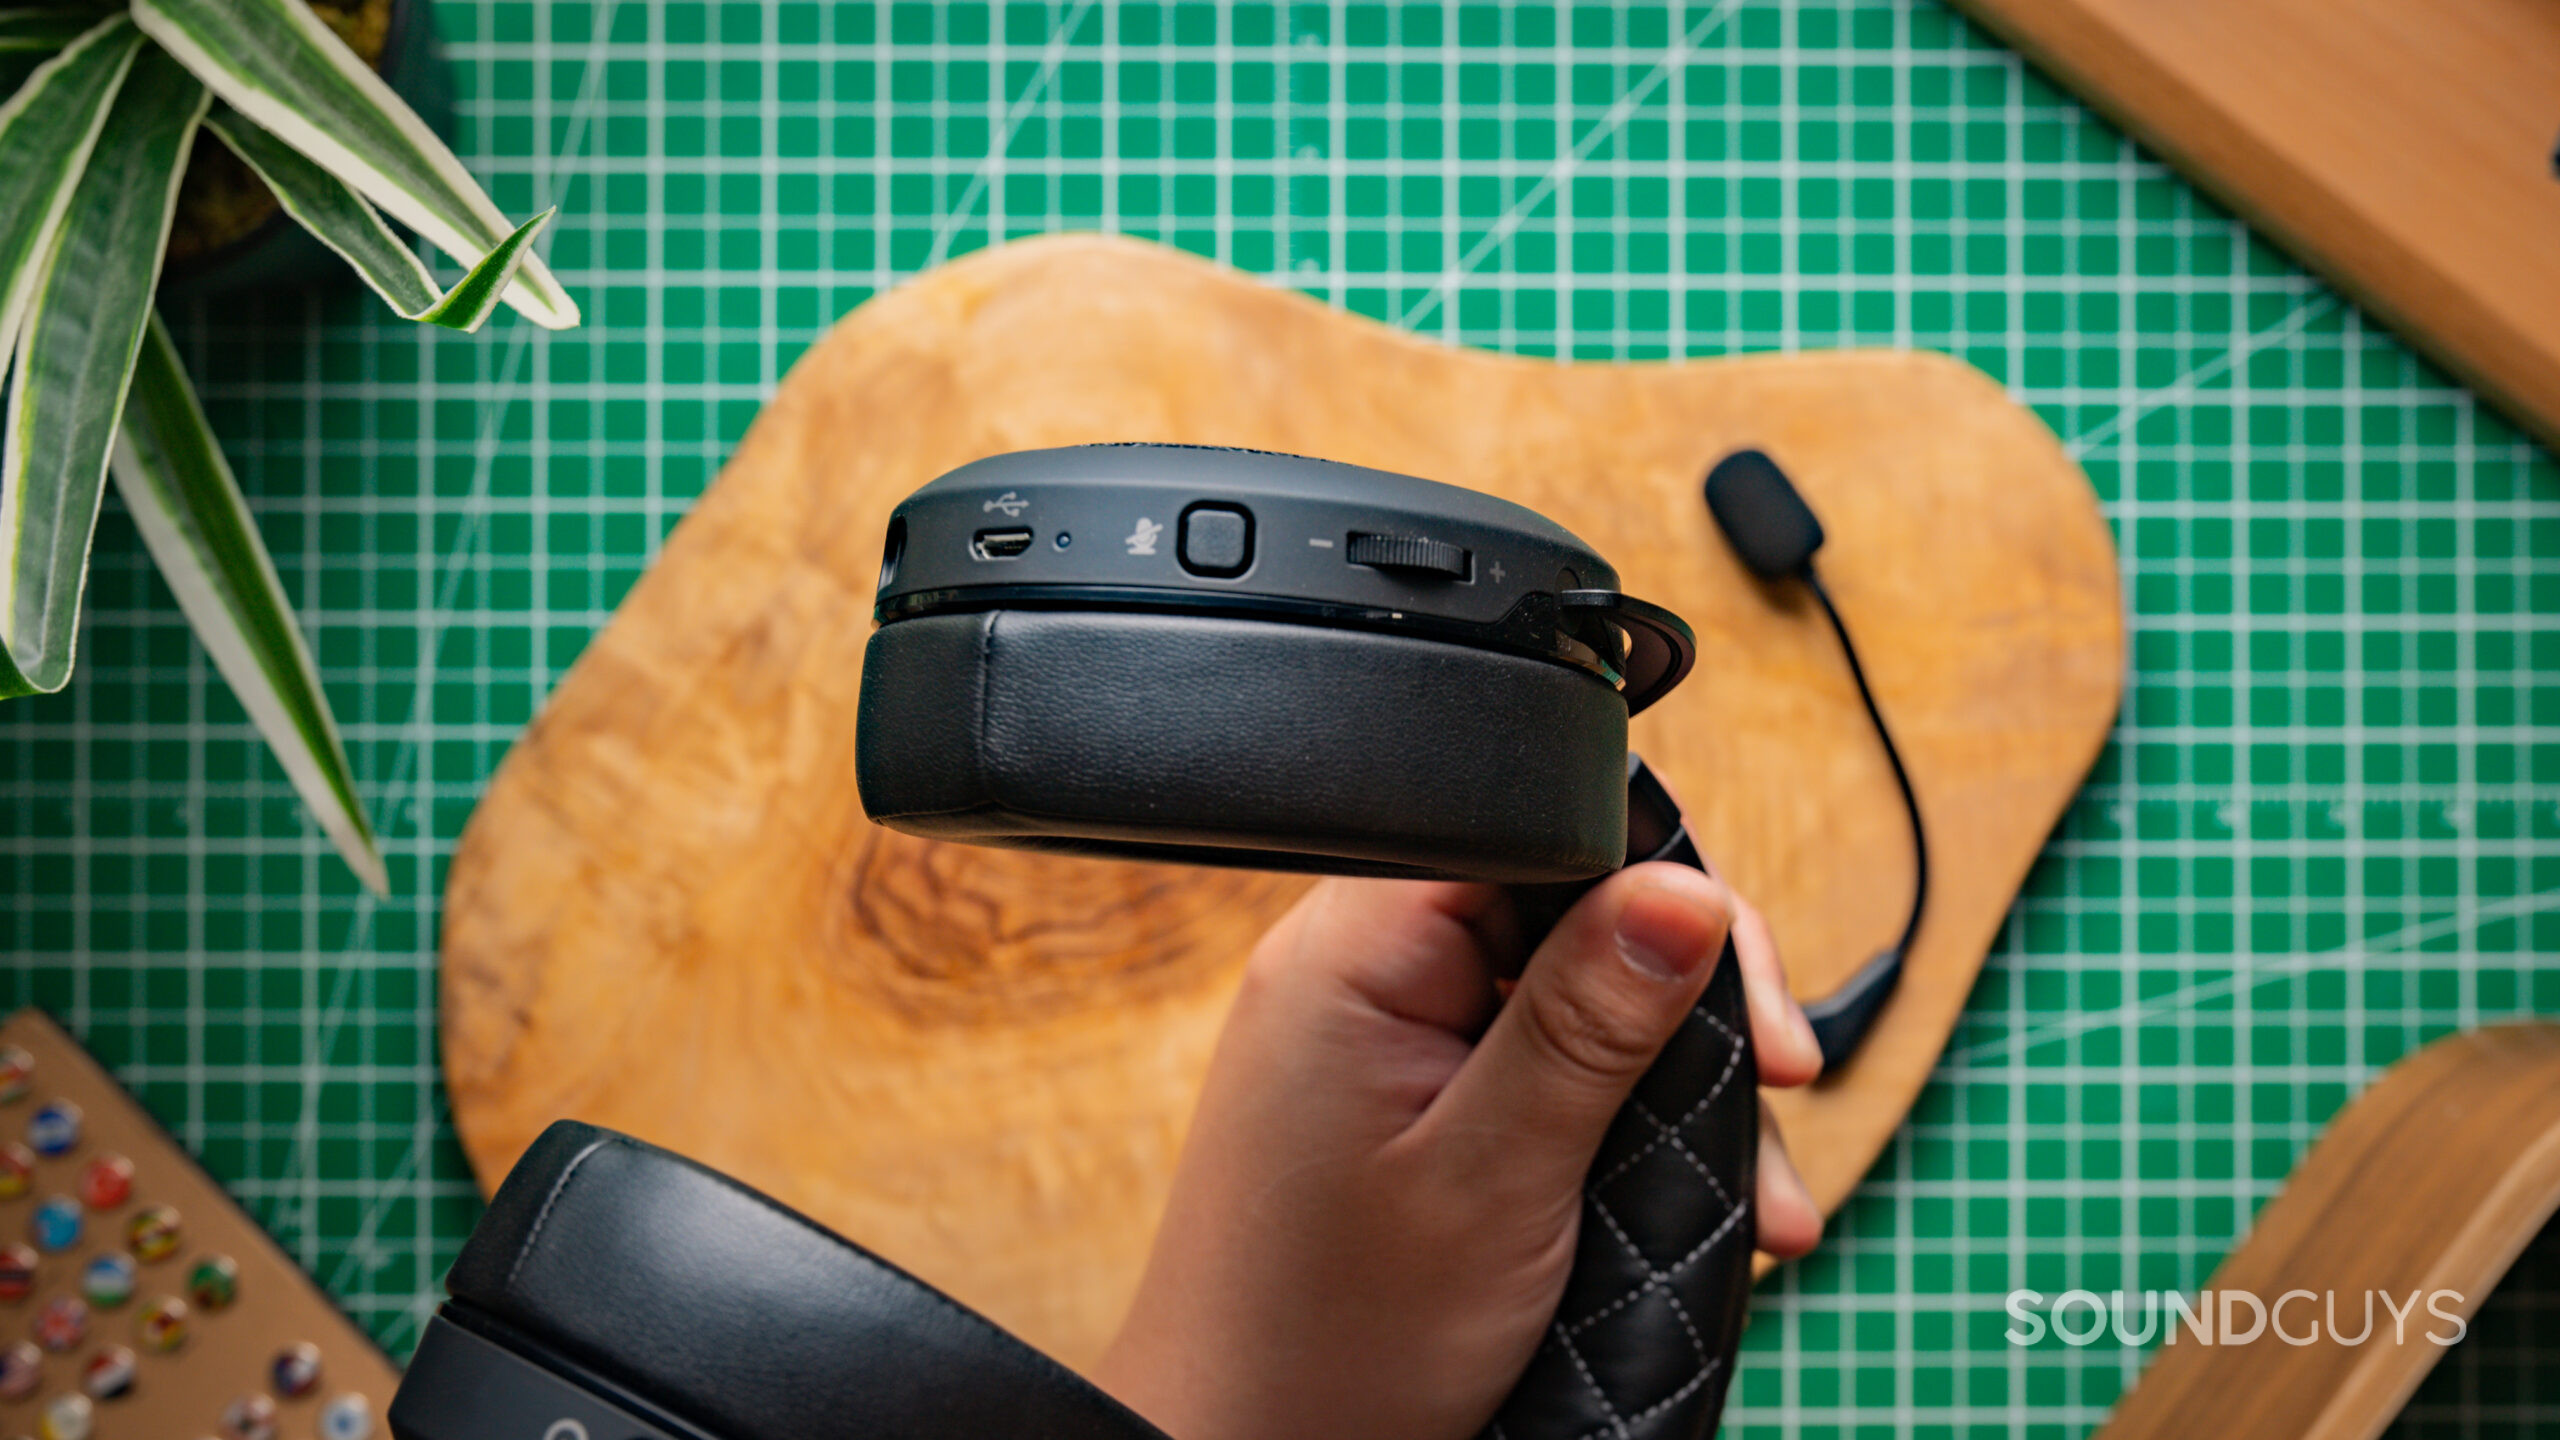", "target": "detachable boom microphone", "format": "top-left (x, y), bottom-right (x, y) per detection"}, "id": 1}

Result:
top-left (1704, 447), bottom-right (1931, 1069)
